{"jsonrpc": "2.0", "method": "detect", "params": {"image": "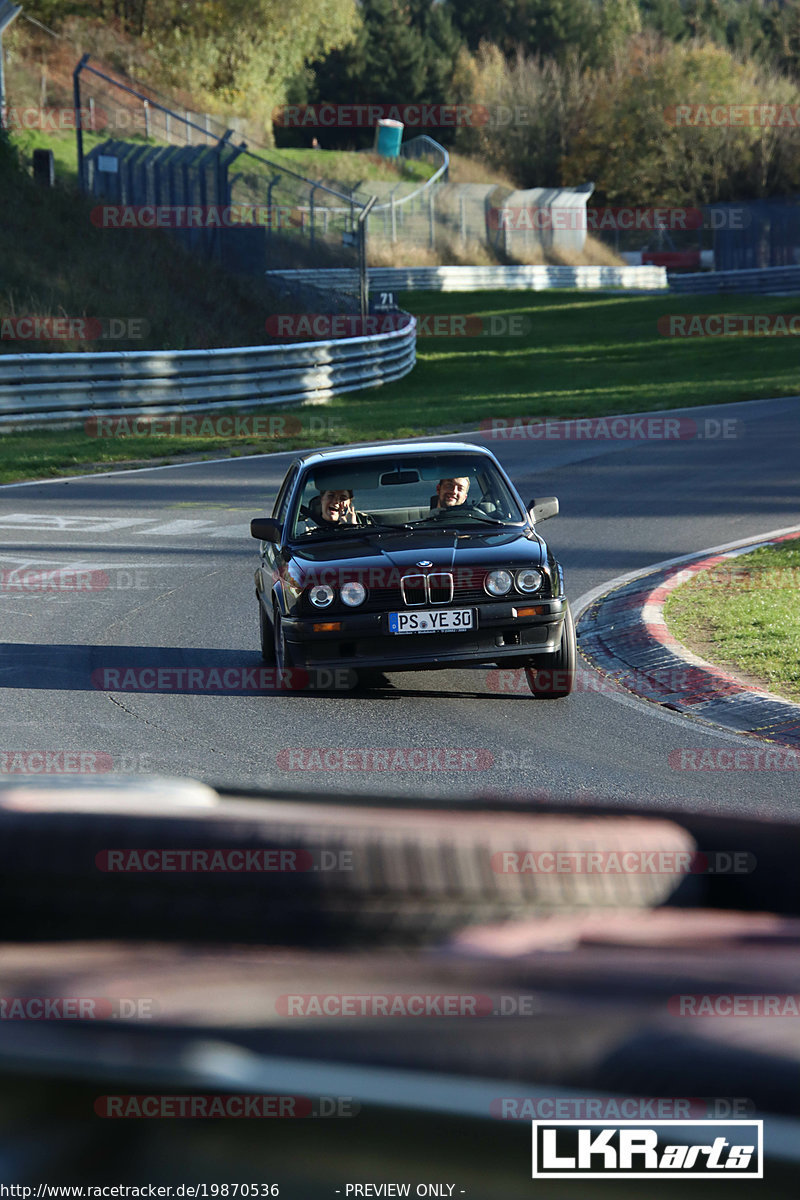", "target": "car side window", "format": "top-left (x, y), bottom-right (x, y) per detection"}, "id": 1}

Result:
top-left (271, 466), bottom-right (299, 525)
